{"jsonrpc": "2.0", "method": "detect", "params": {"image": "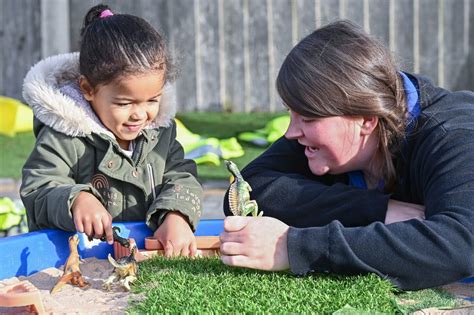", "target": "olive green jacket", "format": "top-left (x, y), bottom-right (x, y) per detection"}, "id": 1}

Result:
top-left (21, 53), bottom-right (203, 232)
